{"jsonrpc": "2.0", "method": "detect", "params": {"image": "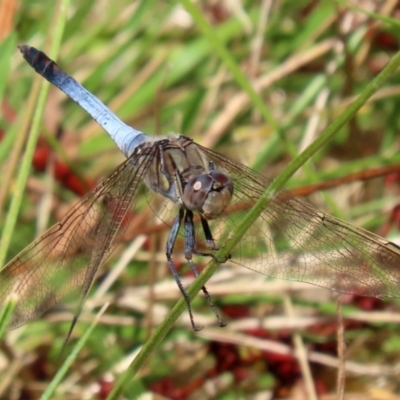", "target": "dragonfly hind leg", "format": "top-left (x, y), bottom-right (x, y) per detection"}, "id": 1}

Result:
top-left (184, 210), bottom-right (226, 328)
top-left (166, 209), bottom-right (203, 331)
